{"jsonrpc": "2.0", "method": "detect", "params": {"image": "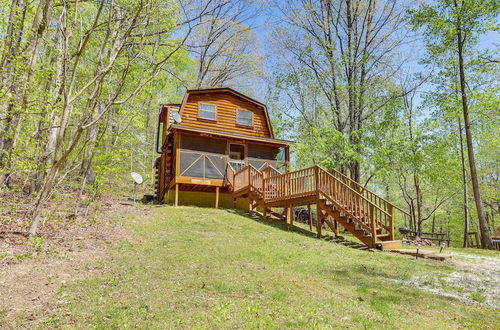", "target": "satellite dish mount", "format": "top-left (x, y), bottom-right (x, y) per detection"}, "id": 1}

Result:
top-left (130, 172), bottom-right (143, 203)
